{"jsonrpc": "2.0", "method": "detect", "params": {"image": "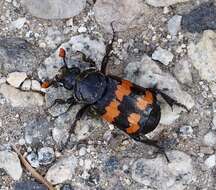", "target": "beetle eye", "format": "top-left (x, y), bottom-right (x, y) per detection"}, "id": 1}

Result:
top-left (55, 74), bottom-right (62, 82)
